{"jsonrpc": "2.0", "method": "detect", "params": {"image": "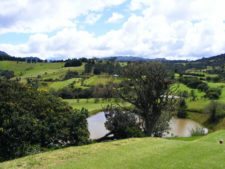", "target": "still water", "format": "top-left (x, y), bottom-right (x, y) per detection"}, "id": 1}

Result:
top-left (87, 112), bottom-right (205, 140)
